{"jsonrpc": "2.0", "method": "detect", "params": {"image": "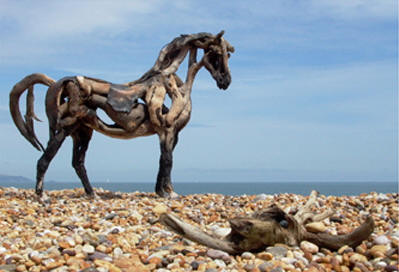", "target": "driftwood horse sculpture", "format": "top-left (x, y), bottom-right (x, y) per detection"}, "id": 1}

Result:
top-left (9, 31), bottom-right (234, 198)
